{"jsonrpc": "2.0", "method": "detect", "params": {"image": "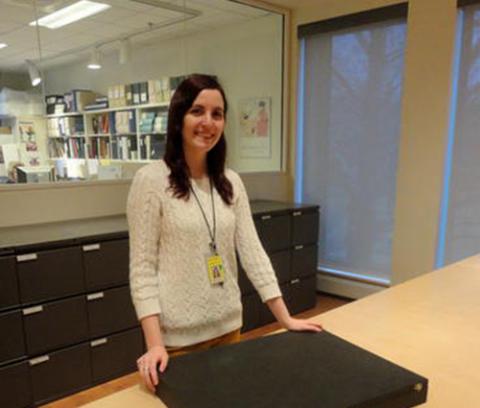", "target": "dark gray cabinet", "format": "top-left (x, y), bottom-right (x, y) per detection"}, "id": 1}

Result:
top-left (90, 327), bottom-right (143, 383)
top-left (23, 295), bottom-right (89, 356)
top-left (0, 224), bottom-right (138, 407)
top-left (240, 202), bottom-right (319, 333)
top-left (0, 310), bottom-right (26, 365)
top-left (16, 246), bottom-right (84, 304)
top-left (86, 286), bottom-right (138, 338)
top-left (83, 238), bottom-right (129, 290)
top-left (0, 255), bottom-right (20, 311)
top-left (29, 343), bottom-right (91, 405)
top-left (0, 360), bottom-right (32, 408)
